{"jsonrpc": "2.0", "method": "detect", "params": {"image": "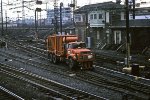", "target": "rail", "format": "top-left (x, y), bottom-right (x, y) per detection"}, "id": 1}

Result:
top-left (0, 86), bottom-right (24, 100)
top-left (0, 63), bottom-right (107, 100)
